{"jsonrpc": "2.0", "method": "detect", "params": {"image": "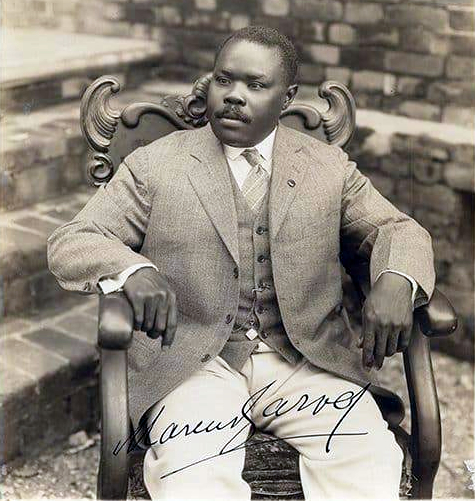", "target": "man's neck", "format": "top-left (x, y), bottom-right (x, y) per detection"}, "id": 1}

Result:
top-left (222, 126), bottom-right (278, 162)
